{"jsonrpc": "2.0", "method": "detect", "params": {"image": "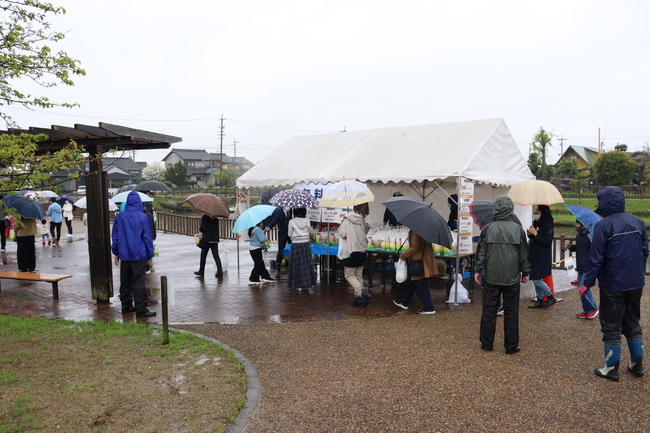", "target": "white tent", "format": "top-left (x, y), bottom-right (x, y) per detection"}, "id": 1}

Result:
top-left (237, 118), bottom-right (534, 227)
